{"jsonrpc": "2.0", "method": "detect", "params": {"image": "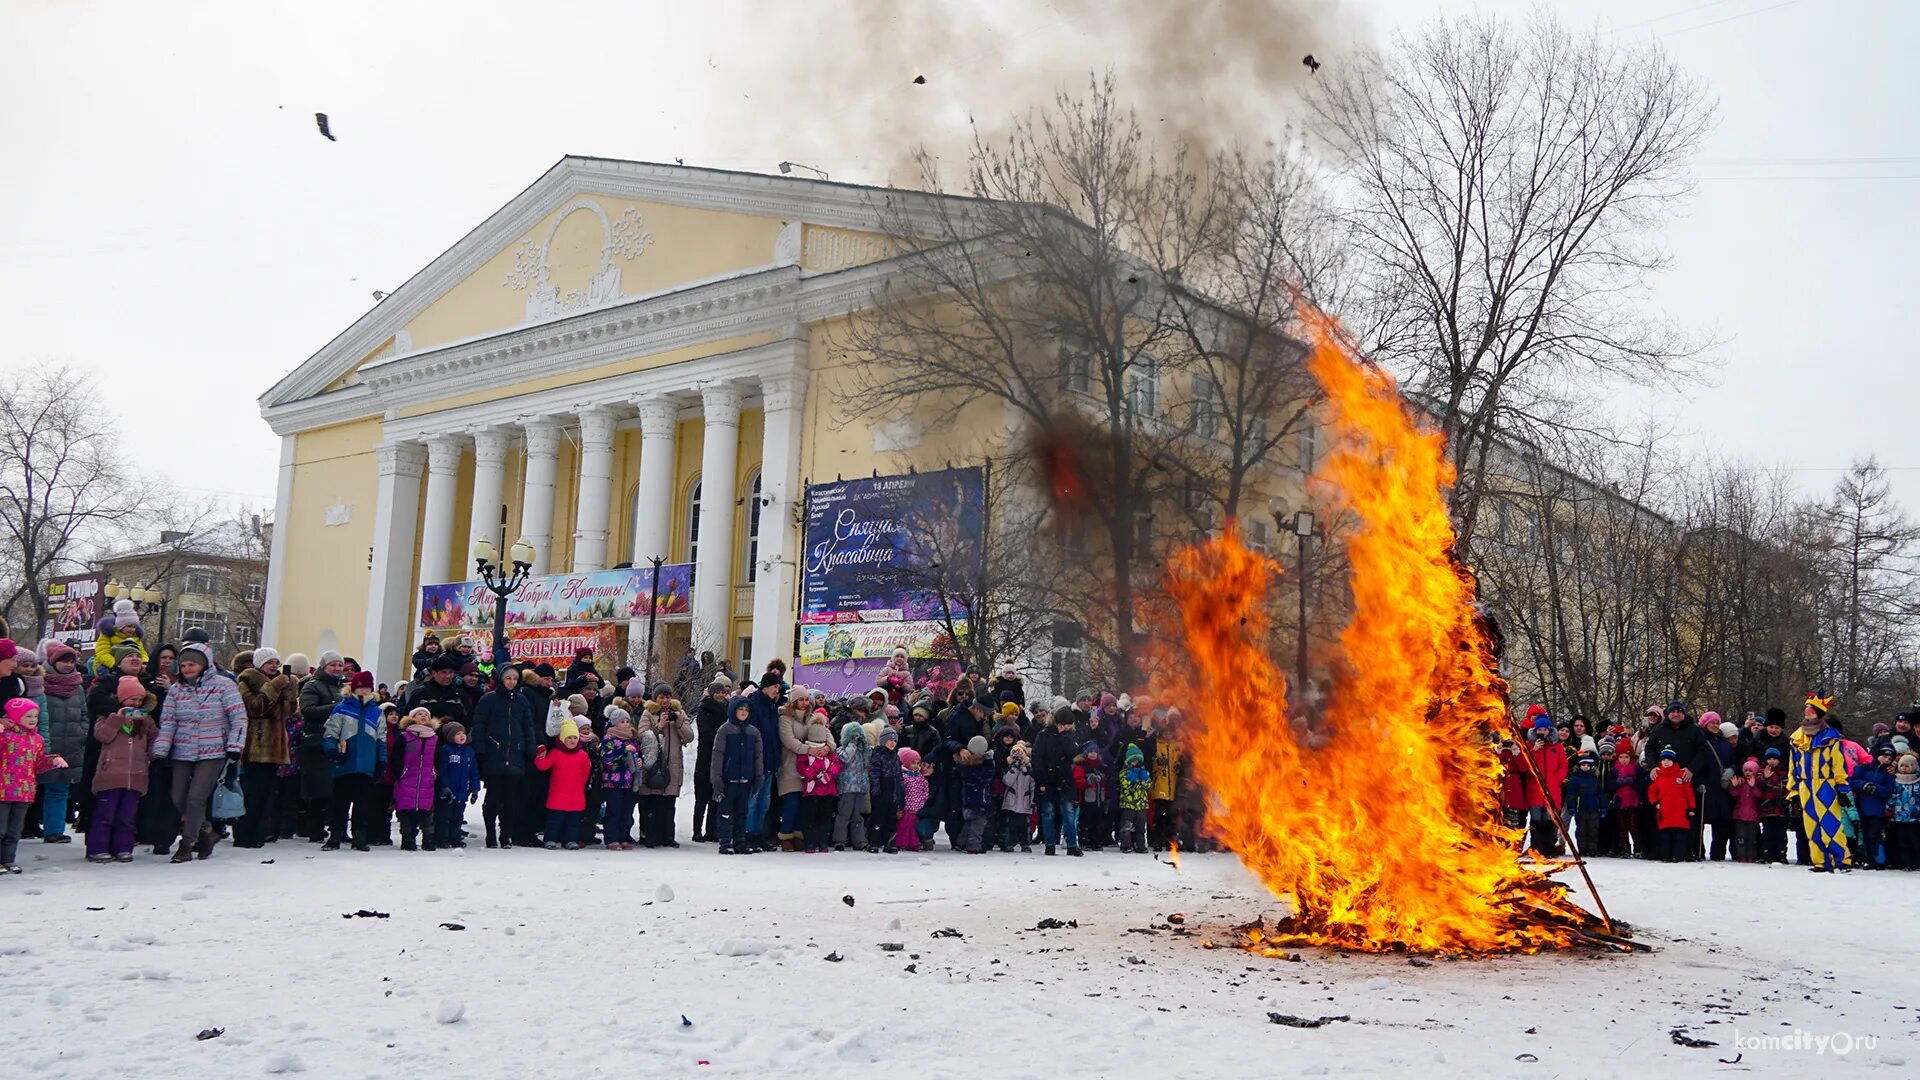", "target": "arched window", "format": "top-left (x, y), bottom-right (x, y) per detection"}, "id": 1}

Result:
top-left (743, 469), bottom-right (763, 584)
top-left (685, 476), bottom-right (702, 581)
